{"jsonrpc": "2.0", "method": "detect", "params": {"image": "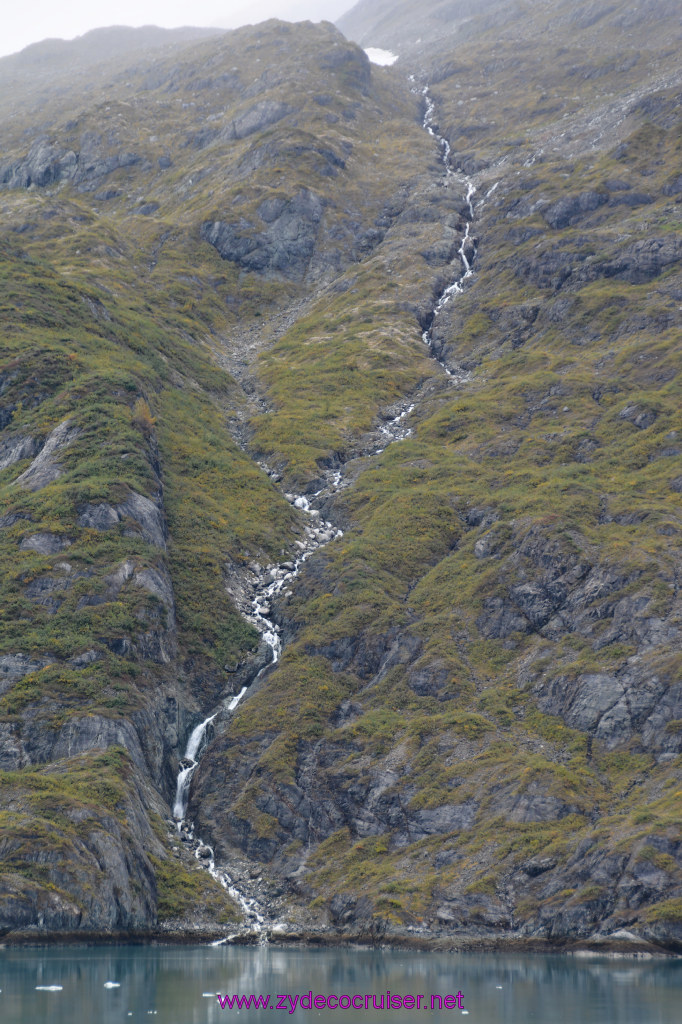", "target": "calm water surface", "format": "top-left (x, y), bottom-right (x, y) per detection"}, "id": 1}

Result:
top-left (0, 944), bottom-right (680, 1023)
